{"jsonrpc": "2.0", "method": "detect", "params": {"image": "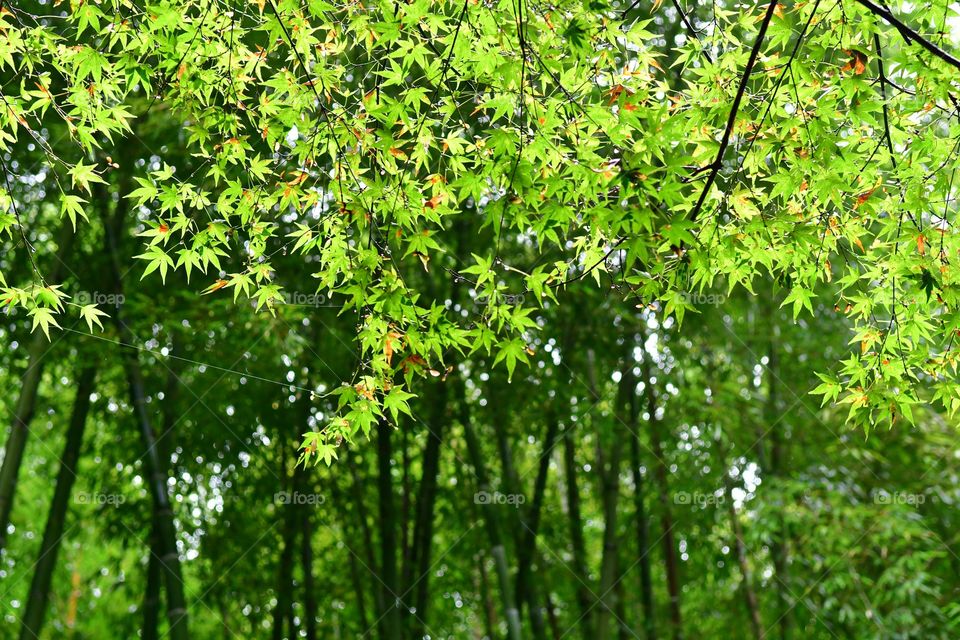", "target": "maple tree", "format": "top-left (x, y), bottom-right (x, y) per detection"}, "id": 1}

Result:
top-left (2, 0), bottom-right (960, 637)
top-left (1, 0), bottom-right (959, 445)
